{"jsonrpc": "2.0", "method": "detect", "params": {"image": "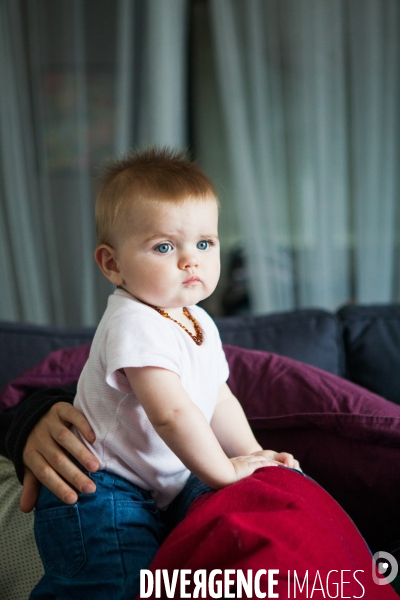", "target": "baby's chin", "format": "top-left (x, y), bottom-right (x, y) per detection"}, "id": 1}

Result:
top-left (182, 287), bottom-right (217, 306)
top-left (158, 293), bottom-right (211, 310)
top-left (133, 282), bottom-right (218, 309)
